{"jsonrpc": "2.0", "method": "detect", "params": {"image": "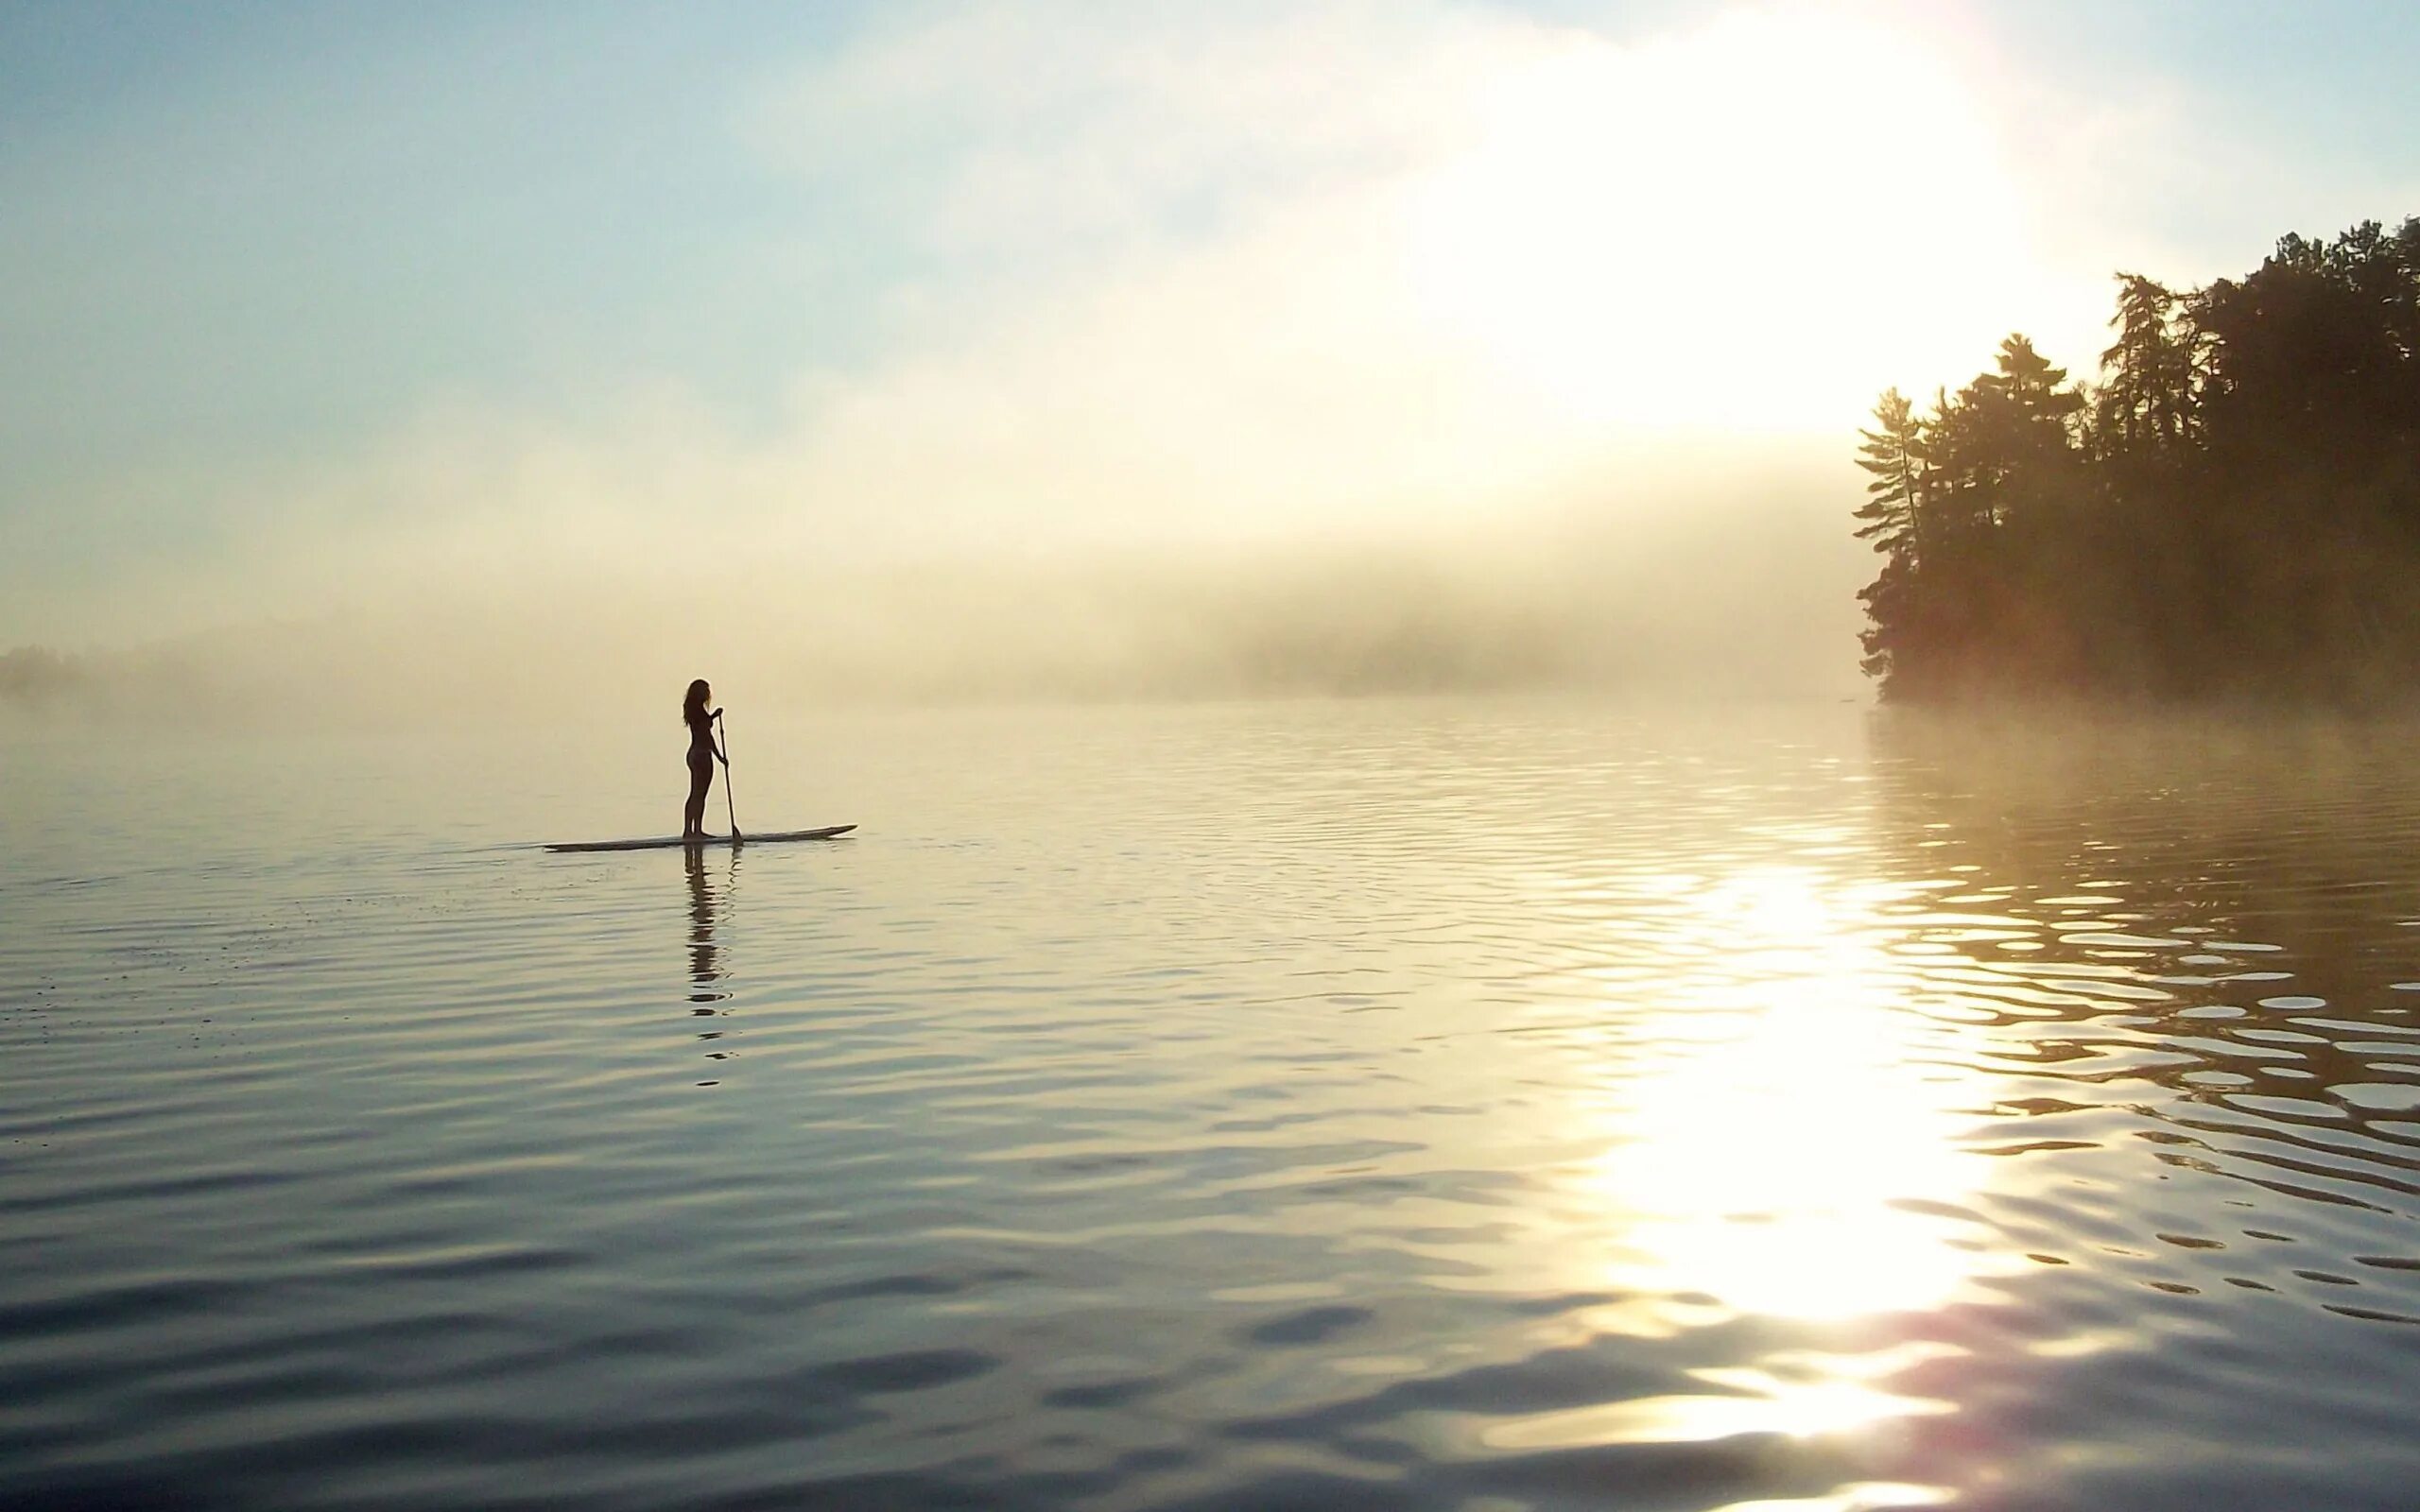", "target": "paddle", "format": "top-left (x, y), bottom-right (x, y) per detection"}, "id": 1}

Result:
top-left (716, 710), bottom-right (742, 839)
